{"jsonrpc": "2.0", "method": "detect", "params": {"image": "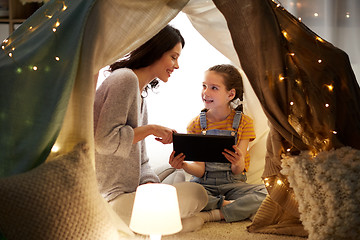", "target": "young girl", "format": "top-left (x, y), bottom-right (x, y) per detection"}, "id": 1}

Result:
top-left (169, 64), bottom-right (267, 223)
